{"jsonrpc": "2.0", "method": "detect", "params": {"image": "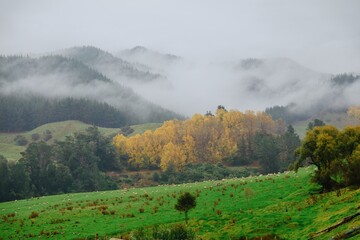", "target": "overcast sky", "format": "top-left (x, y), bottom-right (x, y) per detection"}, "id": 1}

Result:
top-left (0, 0), bottom-right (359, 73)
